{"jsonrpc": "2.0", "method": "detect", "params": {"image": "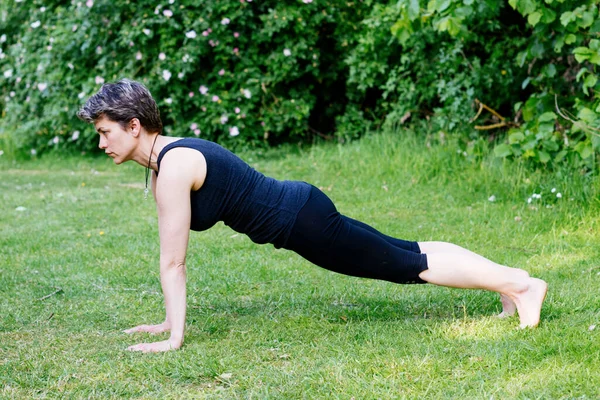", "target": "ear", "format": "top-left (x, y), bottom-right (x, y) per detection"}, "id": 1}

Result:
top-left (129, 118), bottom-right (142, 138)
